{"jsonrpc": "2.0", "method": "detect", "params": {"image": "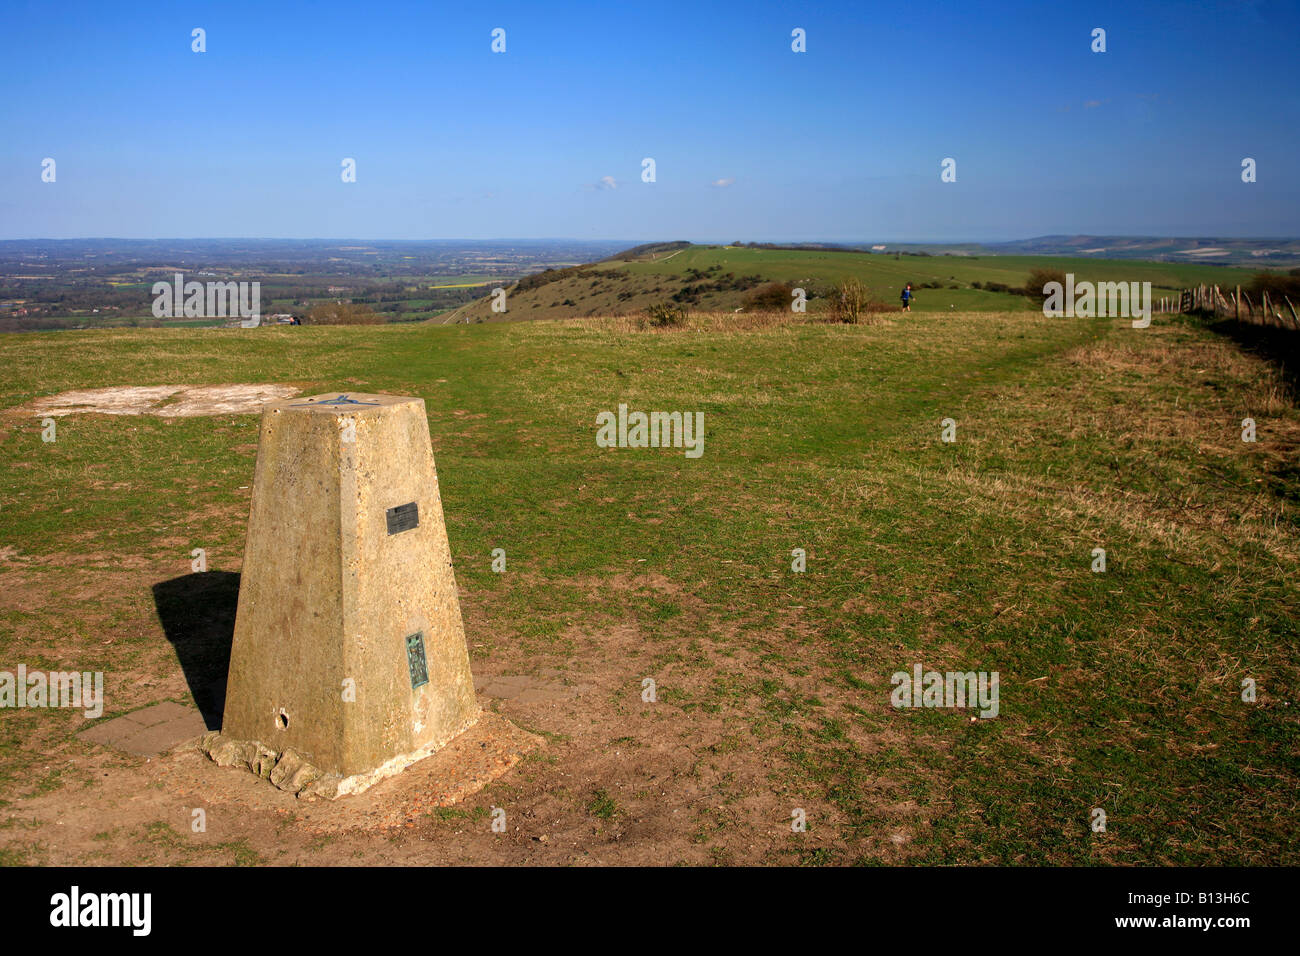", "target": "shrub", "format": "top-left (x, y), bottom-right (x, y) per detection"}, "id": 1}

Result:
top-left (1024, 269), bottom-right (1068, 306)
top-left (828, 278), bottom-right (868, 324)
top-left (1246, 271), bottom-right (1300, 304)
top-left (645, 303), bottom-right (686, 327)
top-left (742, 281), bottom-right (795, 312)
